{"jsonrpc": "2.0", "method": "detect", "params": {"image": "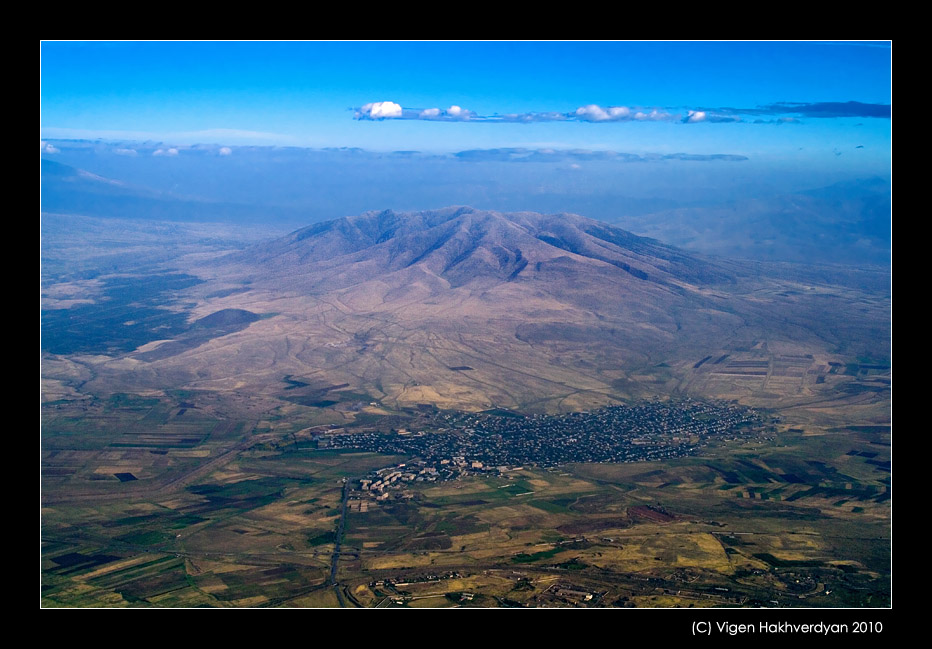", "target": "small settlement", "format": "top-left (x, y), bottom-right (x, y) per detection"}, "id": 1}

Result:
top-left (318, 399), bottom-right (769, 502)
